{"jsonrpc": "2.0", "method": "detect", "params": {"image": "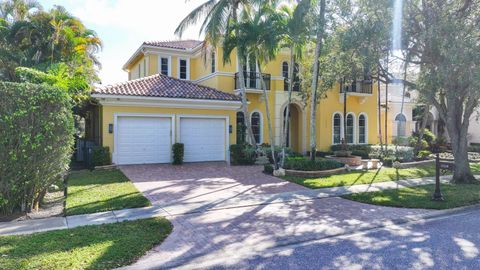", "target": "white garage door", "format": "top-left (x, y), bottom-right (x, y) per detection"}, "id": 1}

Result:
top-left (116, 116), bottom-right (171, 165)
top-left (180, 118), bottom-right (226, 162)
